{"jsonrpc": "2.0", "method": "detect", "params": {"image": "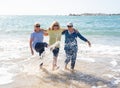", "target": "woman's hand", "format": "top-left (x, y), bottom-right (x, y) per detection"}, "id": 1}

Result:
top-left (30, 38), bottom-right (34, 55)
top-left (31, 49), bottom-right (34, 55)
top-left (87, 41), bottom-right (91, 47)
top-left (42, 29), bottom-right (48, 36)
